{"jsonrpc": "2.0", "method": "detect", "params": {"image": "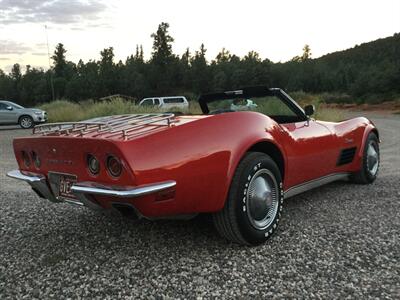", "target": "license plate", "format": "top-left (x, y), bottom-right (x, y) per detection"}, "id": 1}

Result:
top-left (48, 172), bottom-right (77, 200)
